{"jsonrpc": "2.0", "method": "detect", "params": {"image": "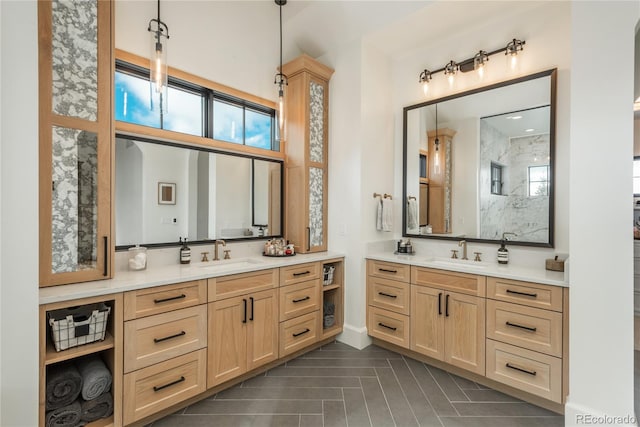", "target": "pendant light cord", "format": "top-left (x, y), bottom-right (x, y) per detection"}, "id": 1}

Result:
top-left (435, 104), bottom-right (439, 150)
top-left (157, 0), bottom-right (160, 25)
top-left (279, 3), bottom-right (283, 74)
